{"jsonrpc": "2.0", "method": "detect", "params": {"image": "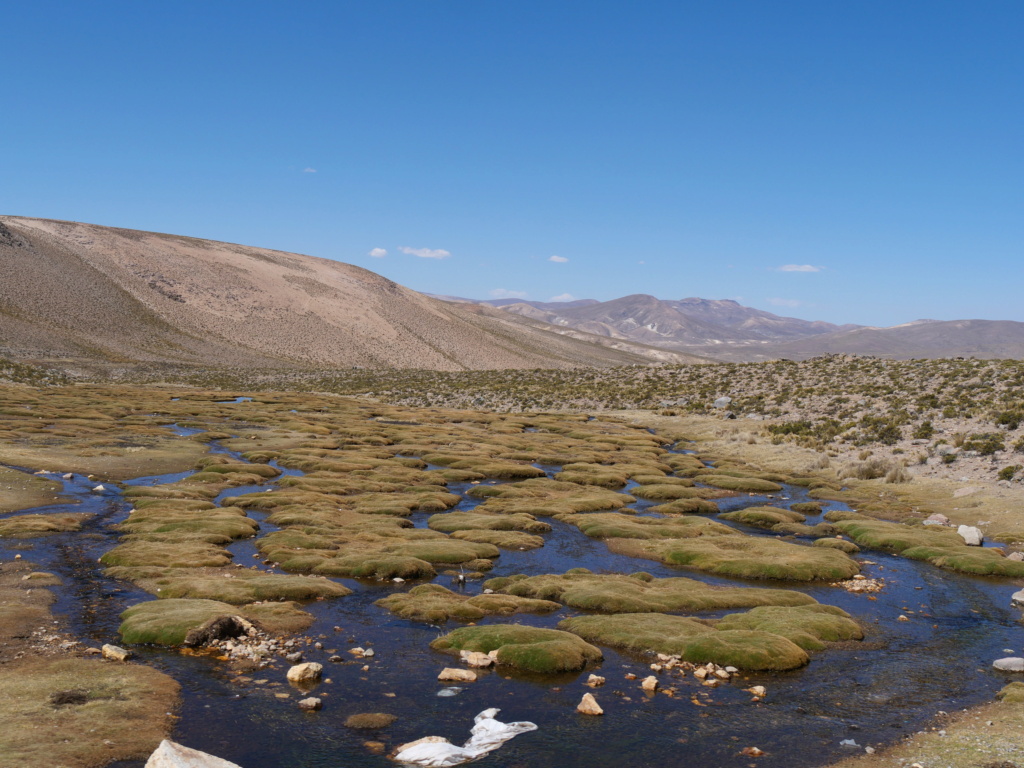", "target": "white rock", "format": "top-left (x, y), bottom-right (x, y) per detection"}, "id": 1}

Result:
top-left (297, 697), bottom-right (322, 711)
top-left (459, 651), bottom-right (493, 668)
top-left (958, 525), bottom-right (984, 546)
top-left (1008, 552), bottom-right (1024, 562)
top-left (585, 674), bottom-right (605, 687)
top-left (92, 485), bottom-right (106, 492)
top-left (577, 693), bottom-right (603, 715)
top-left (145, 739), bottom-right (243, 768)
top-left (1012, 589), bottom-right (1024, 607)
top-left (286, 662), bottom-right (323, 683)
top-left (923, 513), bottom-right (951, 526)
top-left (993, 657), bottom-right (1024, 672)
top-left (641, 676), bottom-right (658, 692)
